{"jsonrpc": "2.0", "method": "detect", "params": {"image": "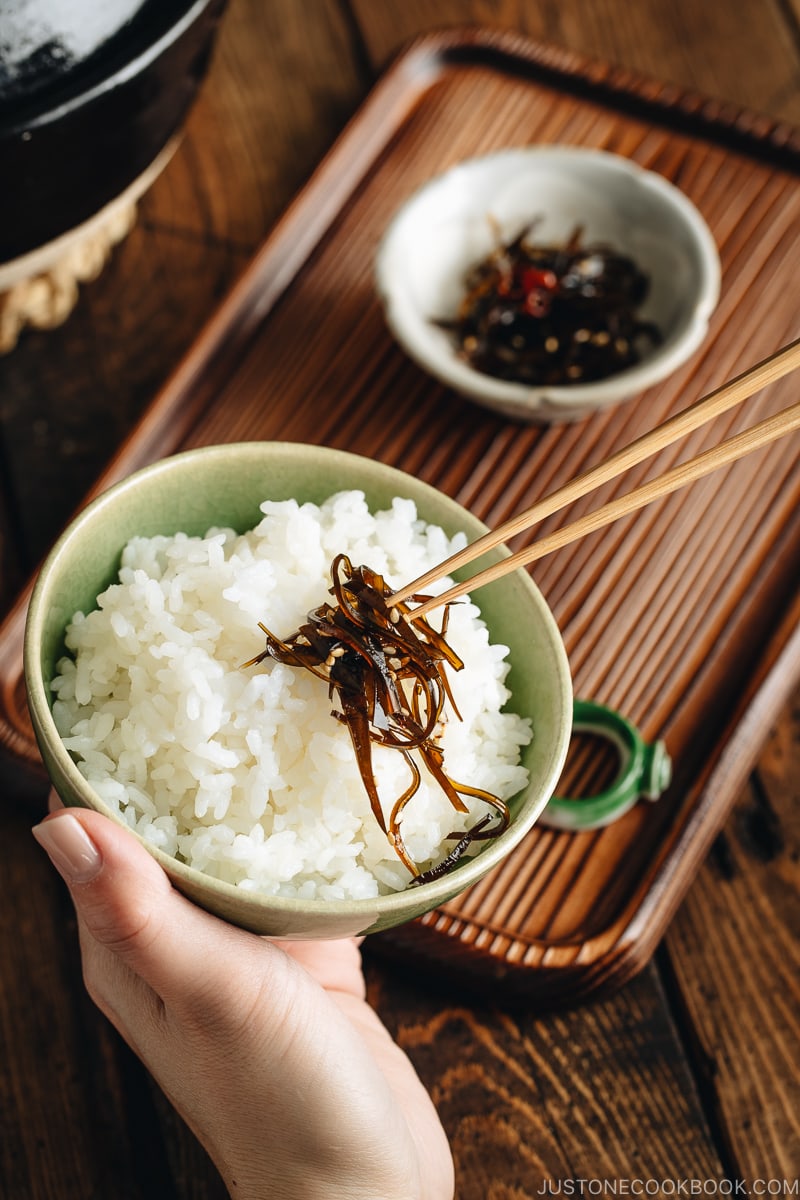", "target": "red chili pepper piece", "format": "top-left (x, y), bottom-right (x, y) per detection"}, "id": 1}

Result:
top-left (524, 291), bottom-right (551, 317)
top-left (520, 267), bottom-right (557, 293)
